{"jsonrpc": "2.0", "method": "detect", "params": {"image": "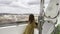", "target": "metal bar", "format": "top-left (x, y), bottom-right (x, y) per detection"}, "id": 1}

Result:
top-left (38, 0), bottom-right (44, 34)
